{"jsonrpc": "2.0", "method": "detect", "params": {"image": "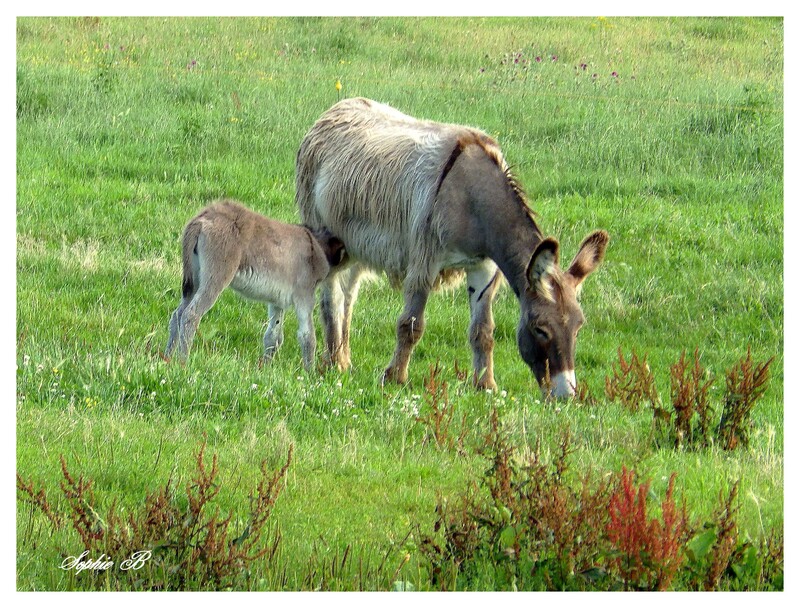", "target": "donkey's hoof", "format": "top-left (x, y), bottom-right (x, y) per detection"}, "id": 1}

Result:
top-left (473, 375), bottom-right (498, 392)
top-left (382, 366), bottom-right (408, 386)
top-left (322, 352), bottom-right (351, 372)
